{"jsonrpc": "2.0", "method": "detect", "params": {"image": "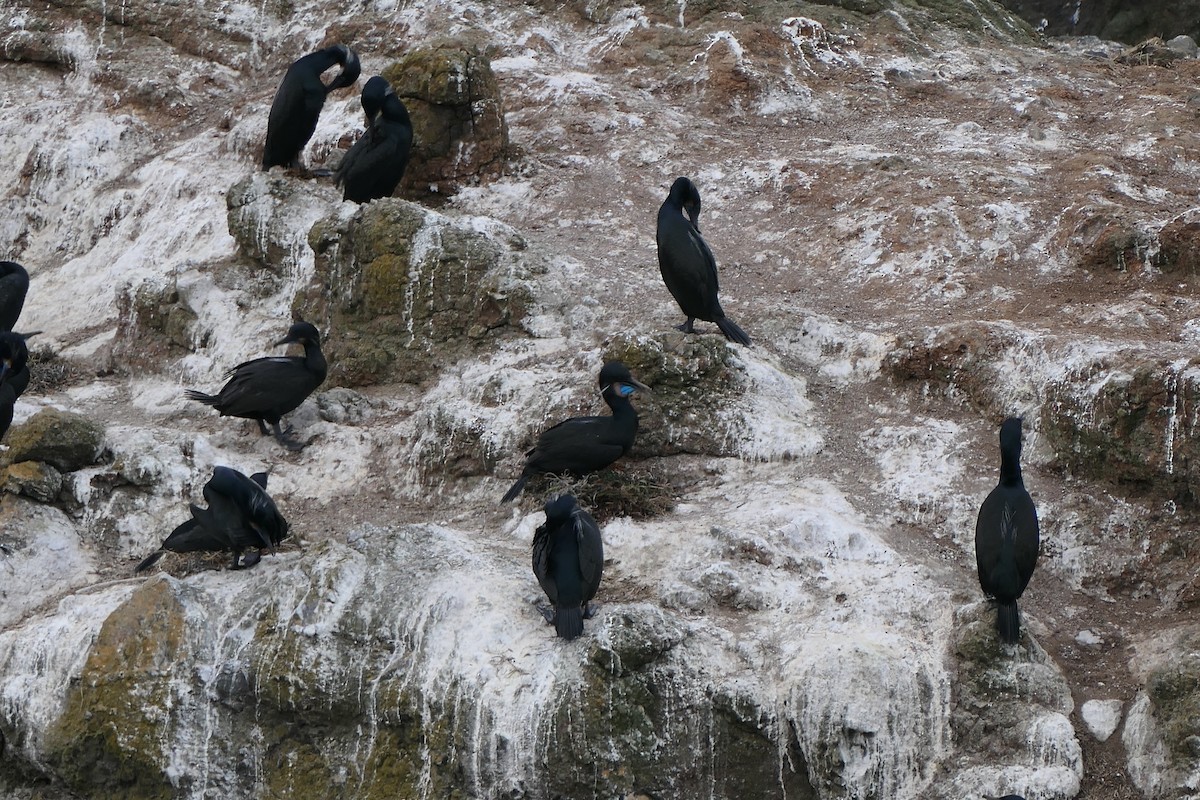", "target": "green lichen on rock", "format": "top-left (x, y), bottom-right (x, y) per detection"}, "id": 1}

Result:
top-left (1146, 647), bottom-right (1200, 765)
top-left (298, 198), bottom-right (537, 386)
top-left (603, 331), bottom-right (744, 457)
top-left (42, 579), bottom-right (188, 799)
top-left (4, 408), bottom-right (104, 472)
top-left (2, 459), bottom-right (64, 502)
